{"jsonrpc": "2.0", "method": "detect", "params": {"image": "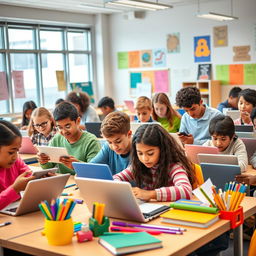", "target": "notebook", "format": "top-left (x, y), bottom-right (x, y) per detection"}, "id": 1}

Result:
top-left (36, 146), bottom-right (69, 163)
top-left (0, 174), bottom-right (70, 216)
top-left (160, 208), bottom-right (219, 228)
top-left (19, 136), bottom-right (38, 154)
top-left (72, 162), bottom-right (113, 180)
top-left (99, 232), bottom-right (162, 255)
top-left (235, 125), bottom-right (254, 132)
top-left (197, 153), bottom-right (238, 165)
top-left (75, 177), bottom-right (170, 222)
top-left (85, 122), bottom-right (102, 138)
